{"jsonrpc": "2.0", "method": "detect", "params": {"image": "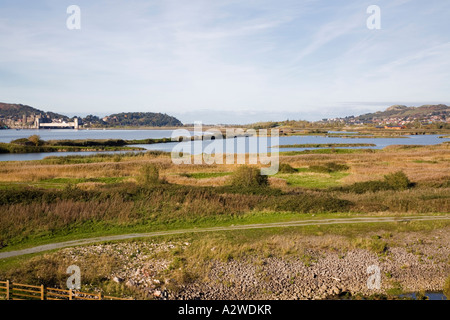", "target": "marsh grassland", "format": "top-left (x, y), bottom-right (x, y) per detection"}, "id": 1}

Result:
top-left (0, 143), bottom-right (449, 300)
